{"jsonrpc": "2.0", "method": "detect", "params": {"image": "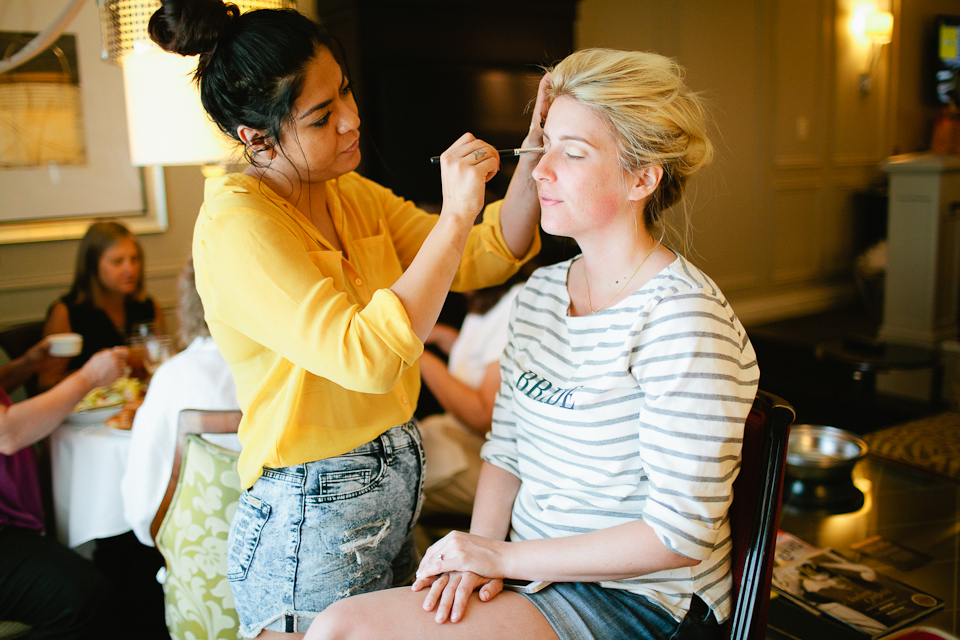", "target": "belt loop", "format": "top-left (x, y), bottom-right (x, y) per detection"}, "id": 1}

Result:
top-left (380, 430), bottom-right (395, 464)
